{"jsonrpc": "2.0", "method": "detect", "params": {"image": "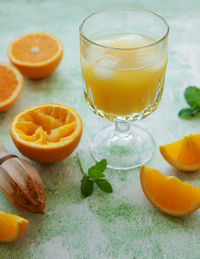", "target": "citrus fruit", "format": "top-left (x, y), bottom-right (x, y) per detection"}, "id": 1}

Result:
top-left (140, 166), bottom-right (200, 216)
top-left (0, 210), bottom-right (29, 243)
top-left (160, 133), bottom-right (200, 171)
top-left (7, 32), bottom-right (63, 79)
top-left (0, 62), bottom-right (23, 112)
top-left (10, 103), bottom-right (82, 163)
